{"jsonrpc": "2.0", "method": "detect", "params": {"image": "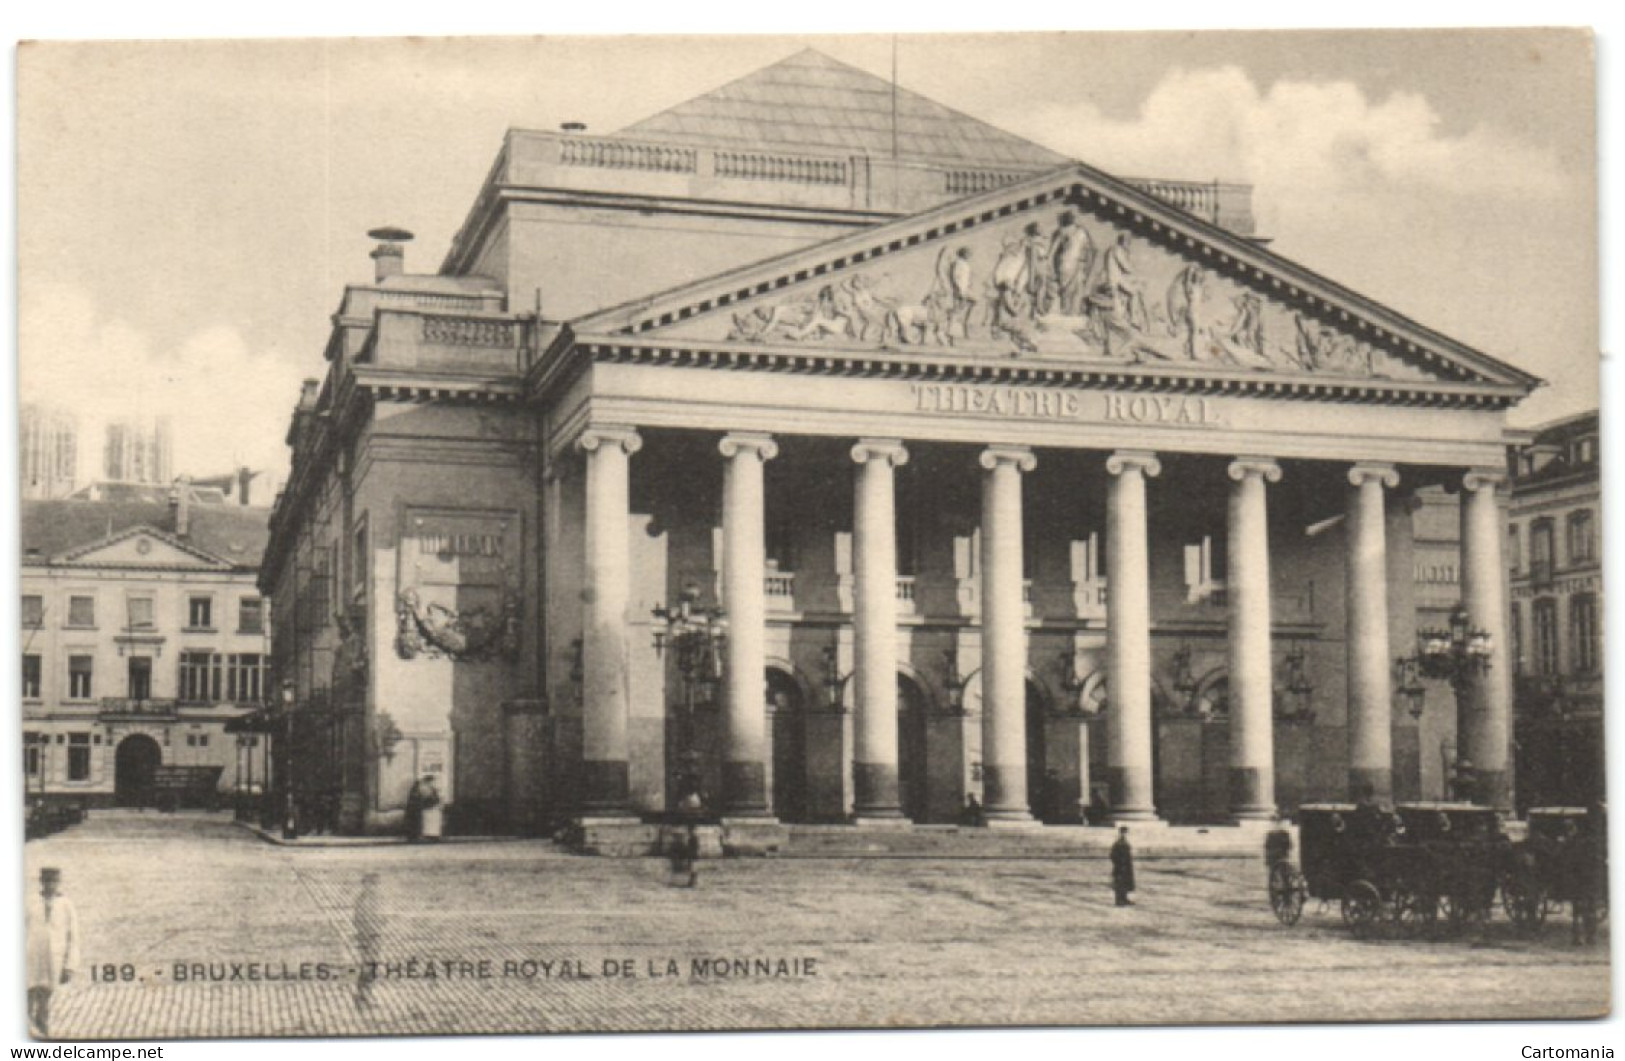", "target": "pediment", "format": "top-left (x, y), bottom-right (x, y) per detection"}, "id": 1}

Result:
top-left (57, 525), bottom-right (233, 570)
top-left (575, 164), bottom-right (1539, 393)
